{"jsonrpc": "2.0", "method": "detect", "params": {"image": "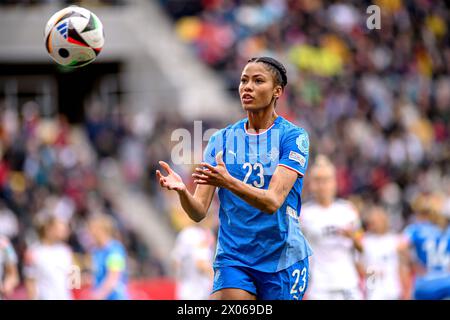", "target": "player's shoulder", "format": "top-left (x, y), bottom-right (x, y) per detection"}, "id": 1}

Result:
top-left (334, 198), bottom-right (356, 210)
top-left (278, 117), bottom-right (308, 136)
top-left (403, 221), bottom-right (436, 238)
top-left (223, 118), bottom-right (246, 133)
top-left (412, 221), bottom-right (437, 233)
top-left (108, 239), bottom-right (126, 254)
top-left (334, 199), bottom-right (359, 217)
top-left (278, 118), bottom-right (309, 154)
top-left (56, 243), bottom-right (73, 255)
top-left (300, 201), bottom-right (320, 217)
top-left (302, 200), bottom-right (317, 211)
